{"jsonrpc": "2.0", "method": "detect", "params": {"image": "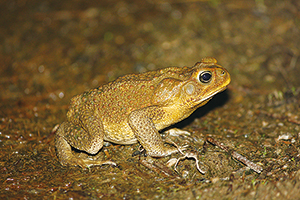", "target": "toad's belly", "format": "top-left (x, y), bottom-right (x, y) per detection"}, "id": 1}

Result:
top-left (103, 122), bottom-right (137, 145)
